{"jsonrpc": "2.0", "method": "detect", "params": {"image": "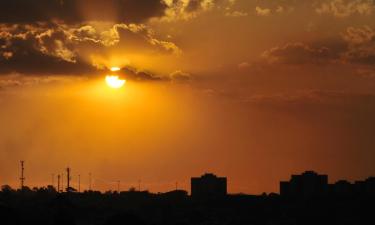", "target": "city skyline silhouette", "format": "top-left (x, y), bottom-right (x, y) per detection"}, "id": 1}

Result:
top-left (1, 1), bottom-right (375, 224)
top-left (3, 160), bottom-right (374, 197)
